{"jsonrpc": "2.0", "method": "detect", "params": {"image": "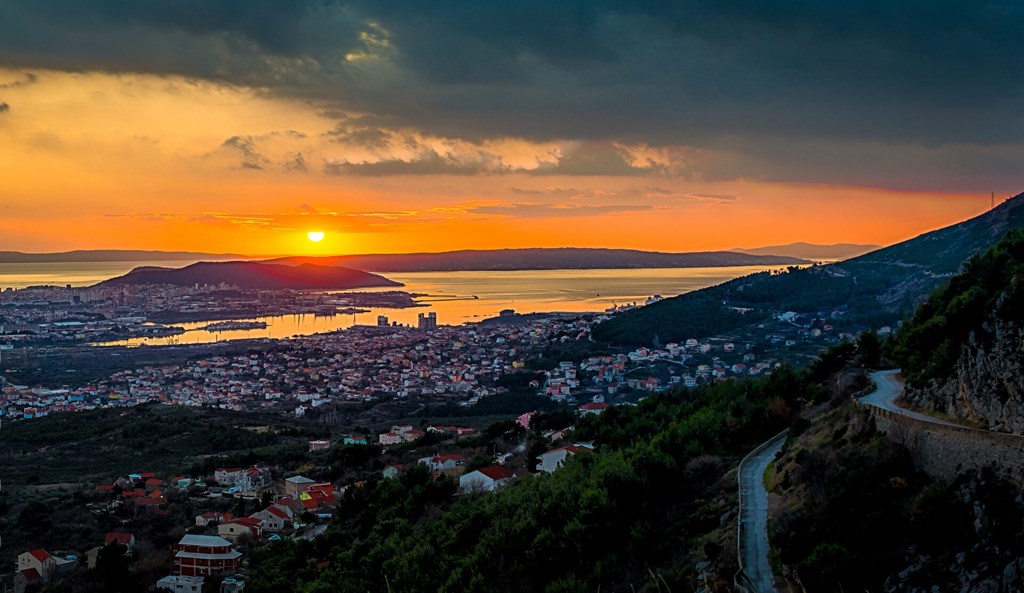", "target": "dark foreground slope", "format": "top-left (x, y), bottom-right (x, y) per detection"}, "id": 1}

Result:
top-left (97, 261), bottom-right (402, 290)
top-left (268, 247), bottom-right (807, 272)
top-left (595, 193), bottom-right (1024, 346)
